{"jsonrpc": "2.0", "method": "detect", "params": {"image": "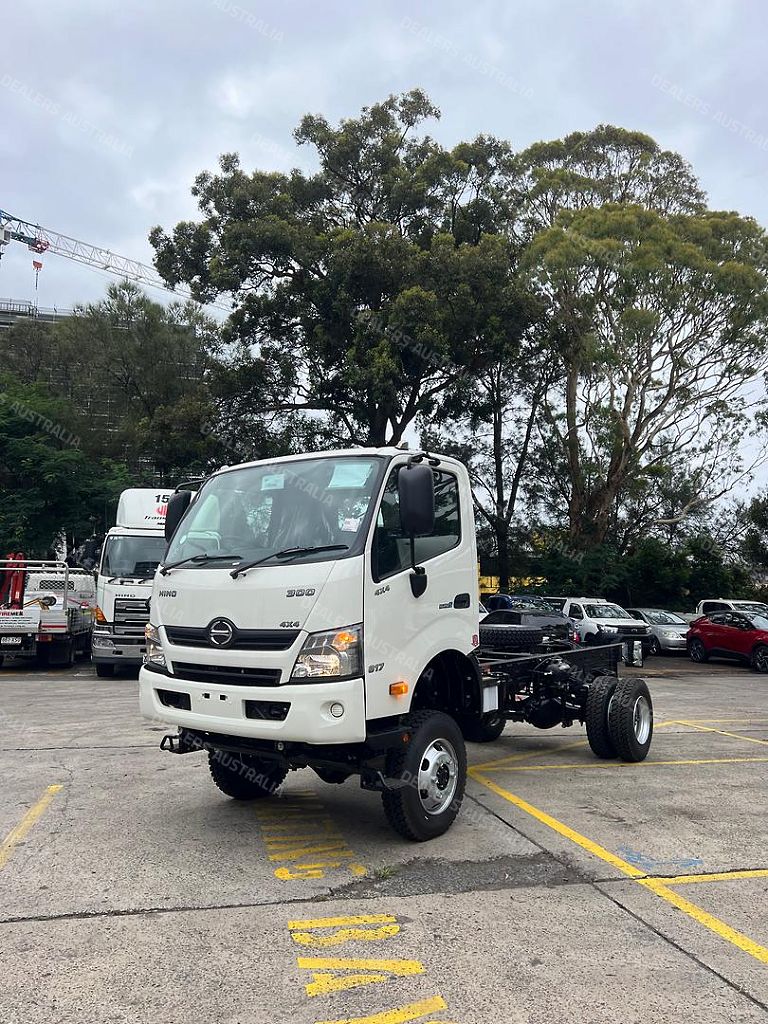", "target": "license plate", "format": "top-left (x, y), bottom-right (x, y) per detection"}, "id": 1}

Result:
top-left (1, 636), bottom-right (23, 645)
